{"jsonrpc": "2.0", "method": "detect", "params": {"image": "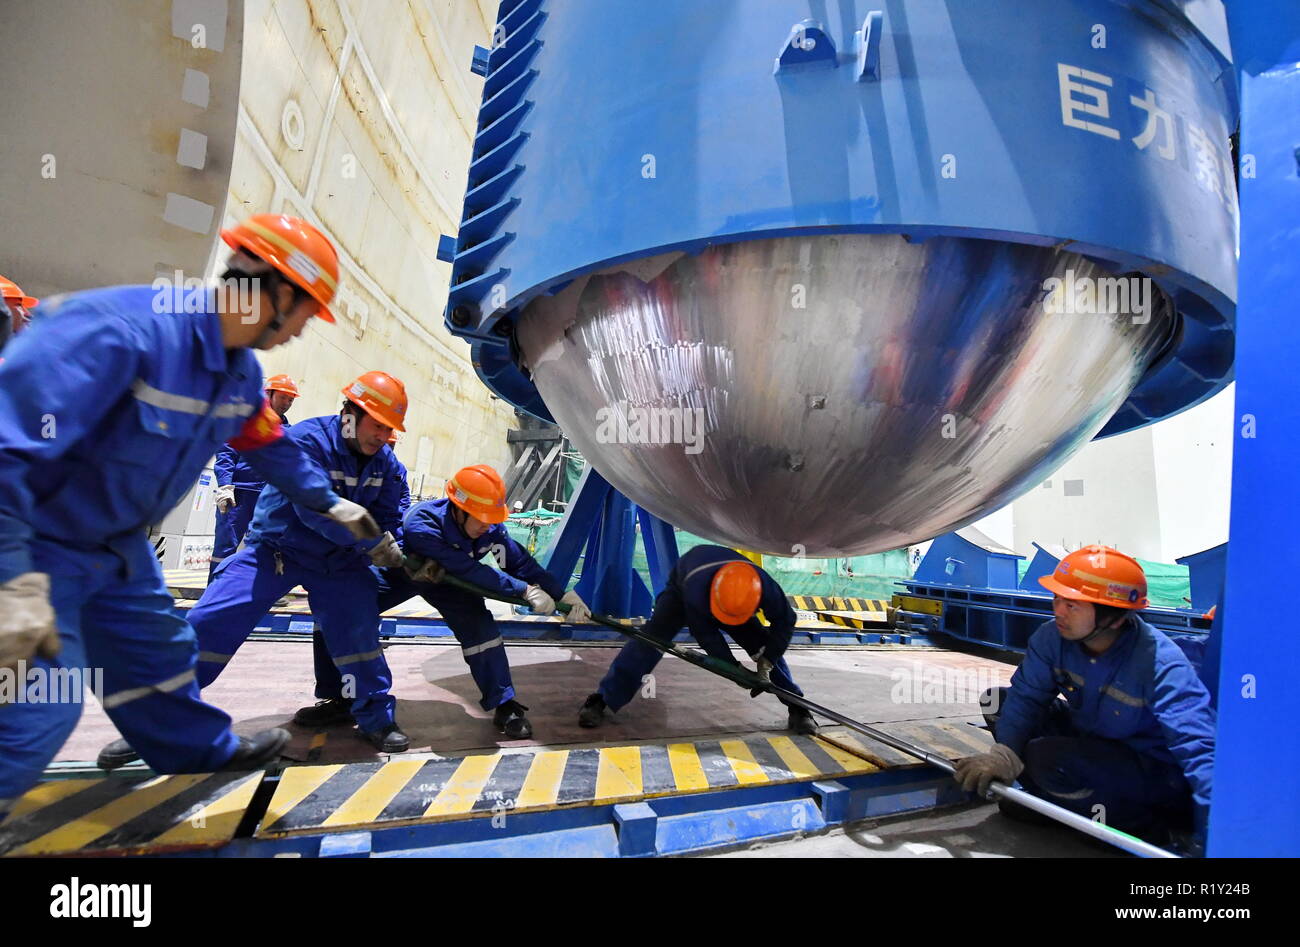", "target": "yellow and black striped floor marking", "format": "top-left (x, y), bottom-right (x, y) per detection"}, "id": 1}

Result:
top-left (257, 731), bottom-right (885, 838)
top-left (811, 611), bottom-right (893, 630)
top-left (164, 568), bottom-right (211, 591)
top-left (0, 771), bottom-right (264, 857)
